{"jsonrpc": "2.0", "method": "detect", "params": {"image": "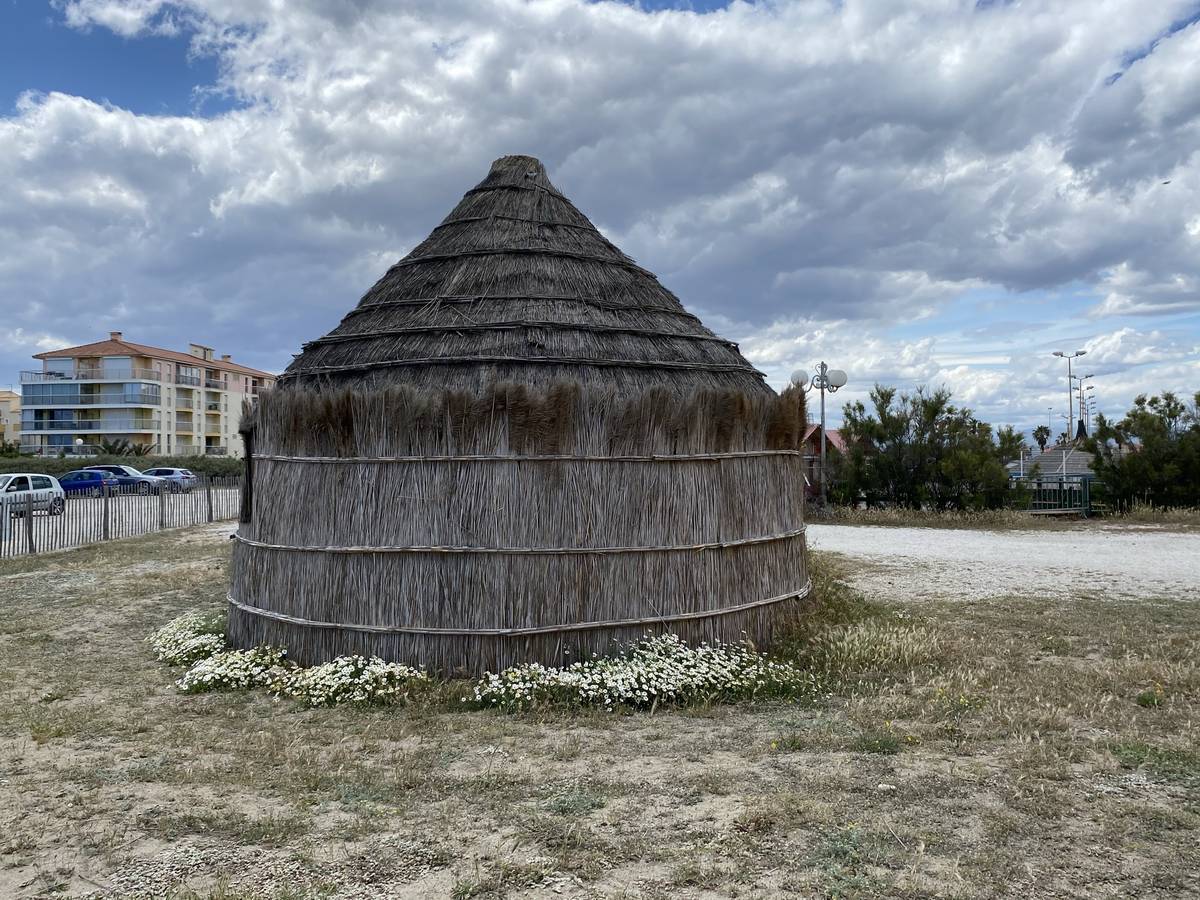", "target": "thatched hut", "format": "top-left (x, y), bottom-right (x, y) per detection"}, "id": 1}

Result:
top-left (228, 155), bottom-right (810, 676)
